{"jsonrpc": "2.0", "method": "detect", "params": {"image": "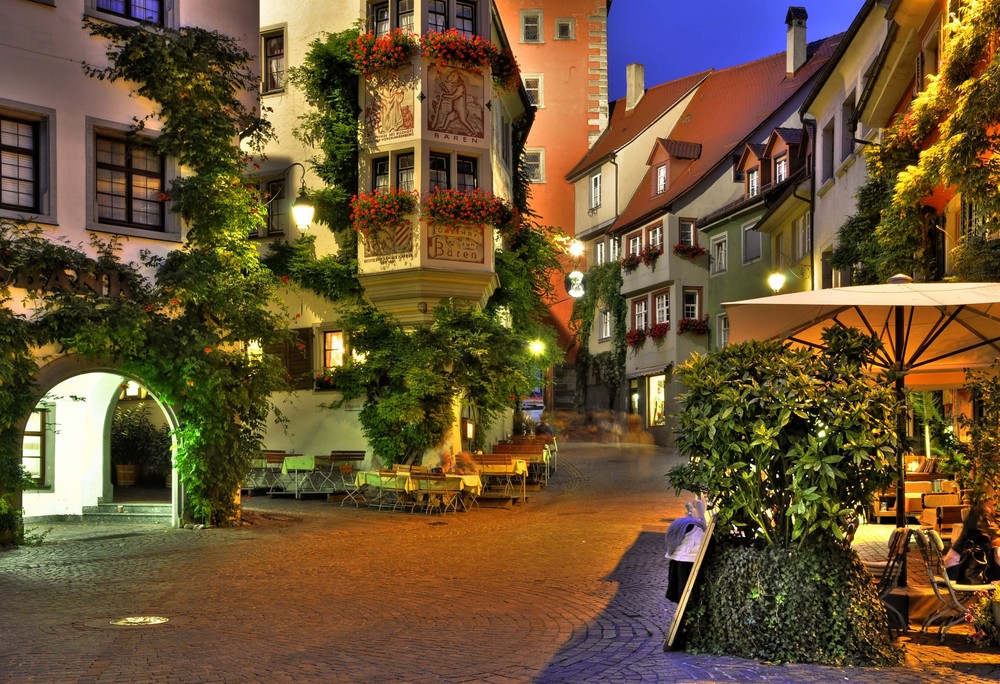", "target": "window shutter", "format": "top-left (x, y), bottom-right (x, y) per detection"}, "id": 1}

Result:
top-left (266, 329), bottom-right (314, 390)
